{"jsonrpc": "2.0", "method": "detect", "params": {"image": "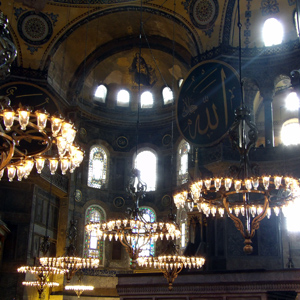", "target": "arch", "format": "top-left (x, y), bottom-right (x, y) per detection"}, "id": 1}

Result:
top-left (117, 89), bottom-right (130, 107)
top-left (162, 87), bottom-right (173, 105)
top-left (94, 84), bottom-right (107, 103)
top-left (83, 205), bottom-right (106, 265)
